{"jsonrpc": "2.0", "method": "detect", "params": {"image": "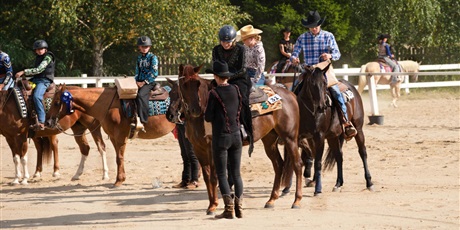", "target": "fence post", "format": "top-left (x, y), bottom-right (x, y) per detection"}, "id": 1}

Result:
top-left (342, 64), bottom-right (348, 81)
top-left (81, 74), bottom-right (87, 88)
top-left (368, 75), bottom-right (384, 125)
